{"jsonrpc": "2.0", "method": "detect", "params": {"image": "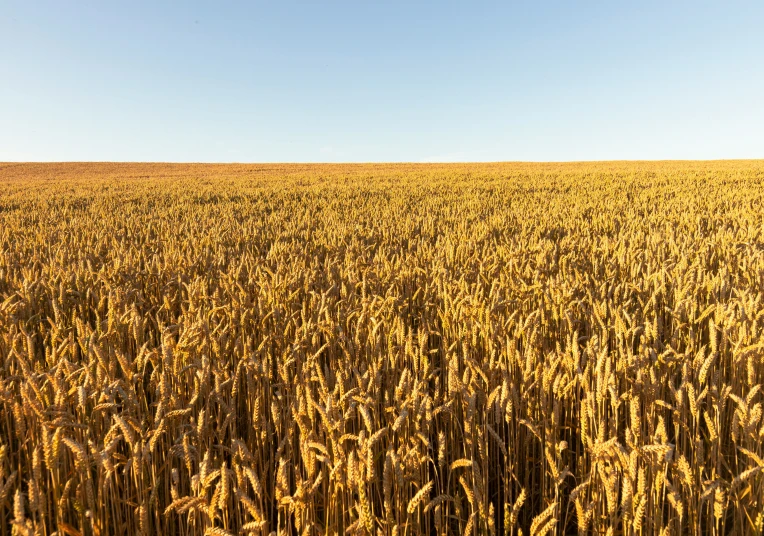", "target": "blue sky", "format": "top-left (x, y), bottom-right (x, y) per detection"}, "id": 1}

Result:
top-left (1, 1), bottom-right (763, 162)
